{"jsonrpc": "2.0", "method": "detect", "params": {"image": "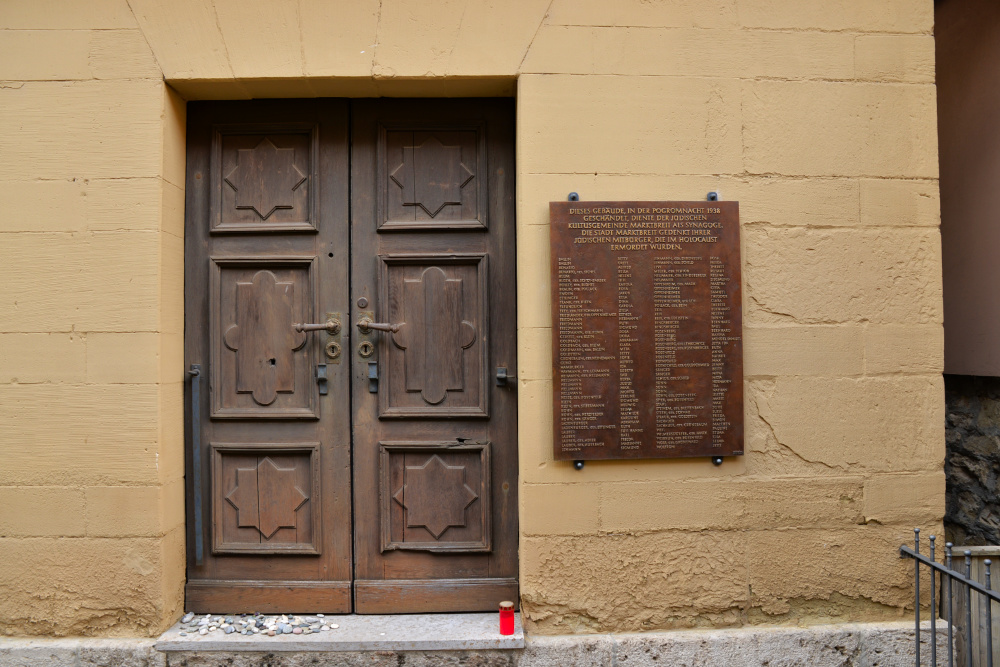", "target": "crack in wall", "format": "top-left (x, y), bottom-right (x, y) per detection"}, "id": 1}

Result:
top-left (752, 388), bottom-right (838, 470)
top-left (371, 0), bottom-right (383, 78)
top-left (208, 1), bottom-right (236, 80)
top-left (517, 0), bottom-right (554, 72)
